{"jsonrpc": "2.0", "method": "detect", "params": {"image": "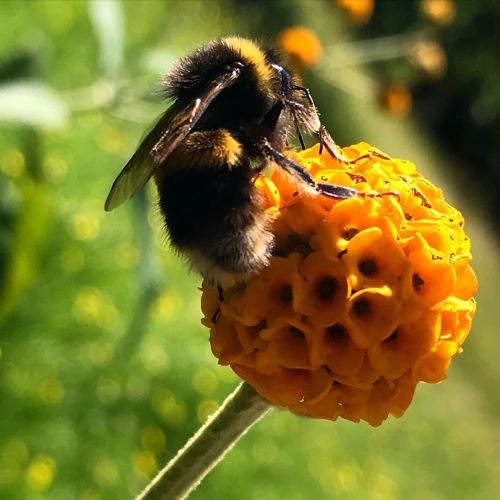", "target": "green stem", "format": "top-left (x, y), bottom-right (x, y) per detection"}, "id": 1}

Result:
top-left (137, 382), bottom-right (272, 500)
